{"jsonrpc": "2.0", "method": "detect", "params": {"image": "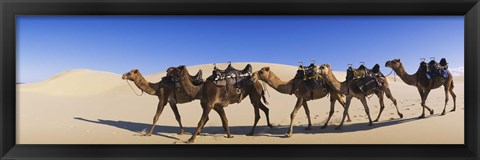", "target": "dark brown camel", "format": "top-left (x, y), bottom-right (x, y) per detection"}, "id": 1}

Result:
top-left (121, 68), bottom-right (202, 136)
top-left (253, 66), bottom-right (349, 137)
top-left (385, 59), bottom-right (456, 118)
top-left (318, 64), bottom-right (403, 129)
top-left (167, 65), bottom-right (272, 143)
